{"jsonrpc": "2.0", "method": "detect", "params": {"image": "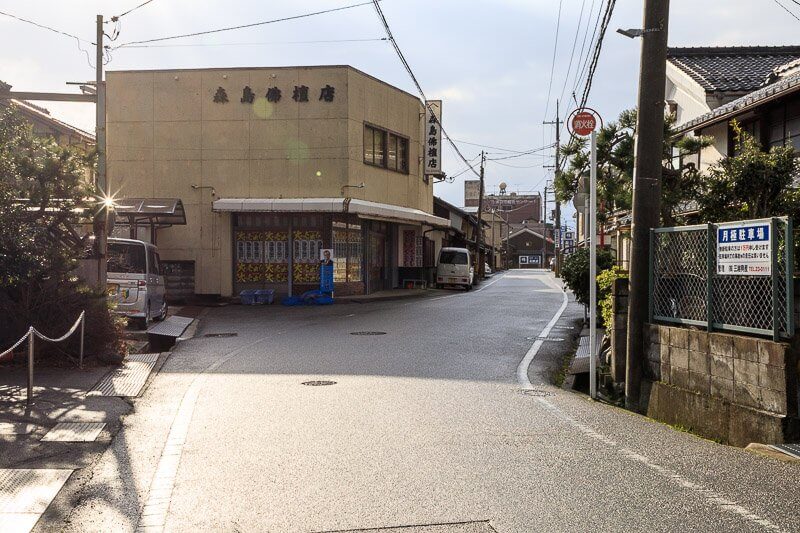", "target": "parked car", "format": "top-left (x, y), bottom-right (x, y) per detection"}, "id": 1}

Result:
top-left (107, 238), bottom-right (167, 328)
top-left (484, 262), bottom-right (493, 276)
top-left (435, 247), bottom-right (474, 290)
